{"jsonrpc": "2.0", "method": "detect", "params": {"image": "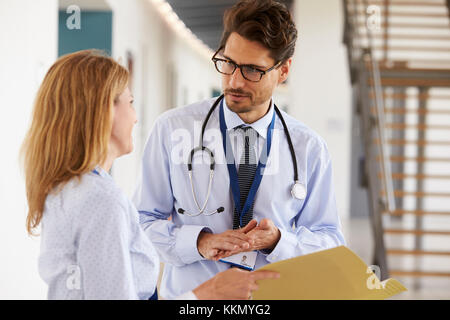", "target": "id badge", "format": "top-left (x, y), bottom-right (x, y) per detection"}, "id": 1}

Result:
top-left (219, 251), bottom-right (257, 271)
